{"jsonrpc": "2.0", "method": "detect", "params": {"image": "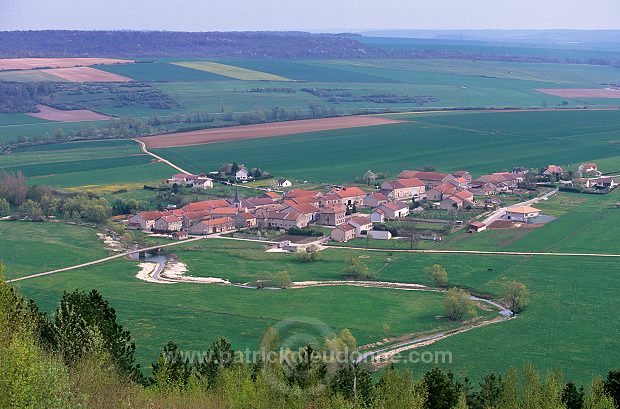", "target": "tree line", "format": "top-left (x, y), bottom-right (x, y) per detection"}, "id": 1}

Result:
top-left (1, 268), bottom-right (618, 408)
